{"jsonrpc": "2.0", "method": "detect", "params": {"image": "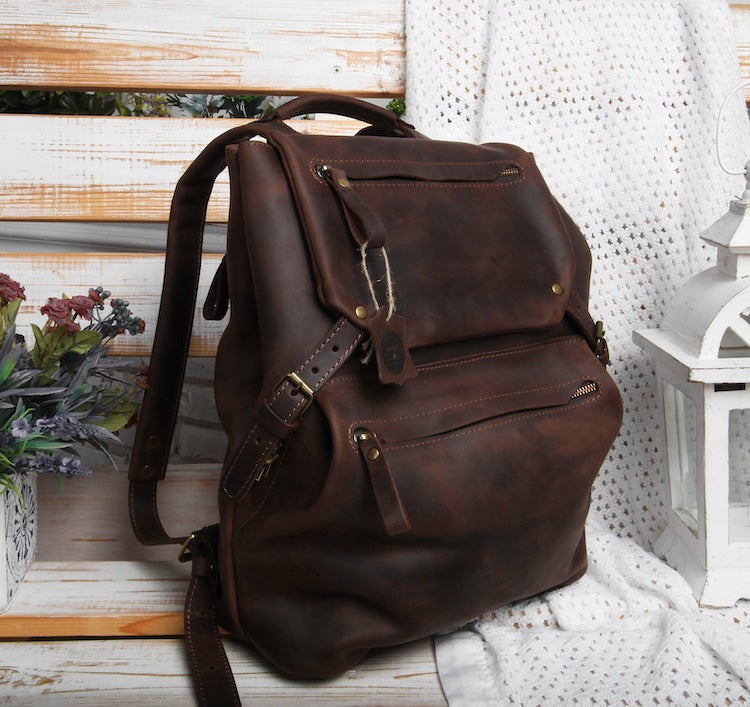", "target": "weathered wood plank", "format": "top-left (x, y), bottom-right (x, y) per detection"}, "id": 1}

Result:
top-left (0, 115), bottom-right (364, 222)
top-left (0, 561), bottom-right (189, 638)
top-left (36, 465), bottom-right (220, 562)
top-left (0, 636), bottom-right (444, 705)
top-left (1, 252), bottom-right (224, 356)
top-left (0, 0), bottom-right (405, 96)
top-left (731, 3), bottom-right (750, 98)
